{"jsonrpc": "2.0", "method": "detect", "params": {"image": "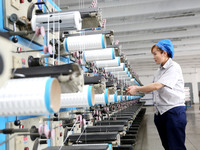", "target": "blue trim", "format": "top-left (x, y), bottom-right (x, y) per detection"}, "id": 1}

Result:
top-left (114, 93), bottom-right (117, 103)
top-left (0, 1), bottom-right (44, 53)
top-left (43, 0), bottom-right (46, 12)
top-left (0, 115), bottom-right (43, 149)
top-left (125, 68), bottom-right (128, 74)
top-left (133, 96), bottom-right (142, 99)
top-left (87, 86), bottom-right (93, 107)
top-left (125, 95), bottom-right (127, 101)
top-left (0, 117), bottom-right (6, 149)
top-left (11, 36), bottom-right (43, 49)
top-left (82, 65), bottom-right (89, 72)
top-left (0, 0), bottom-right (6, 31)
top-left (109, 144), bottom-right (112, 150)
top-left (83, 51), bottom-right (86, 62)
top-left (134, 80), bottom-right (140, 86)
top-left (45, 78), bottom-right (54, 113)
top-left (120, 95), bottom-right (123, 102)
top-left (7, 116), bottom-right (41, 122)
top-left (112, 48), bottom-right (115, 59)
top-left (47, 115), bottom-right (51, 146)
top-left (0, 0), bottom-right (43, 52)
top-left (128, 72), bottom-right (130, 77)
top-left (60, 57), bottom-right (70, 64)
top-left (0, 1), bottom-right (62, 148)
top-left (130, 74), bottom-right (132, 79)
top-left (104, 89), bottom-right (109, 104)
top-left (64, 38), bottom-right (69, 52)
top-left (101, 34), bottom-right (105, 48)
top-left (47, 0), bottom-right (62, 11)
top-left (122, 63), bottom-right (125, 71)
top-left (37, 0), bottom-right (43, 9)
top-left (118, 57), bottom-right (120, 66)
top-left (59, 107), bottom-right (77, 112)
